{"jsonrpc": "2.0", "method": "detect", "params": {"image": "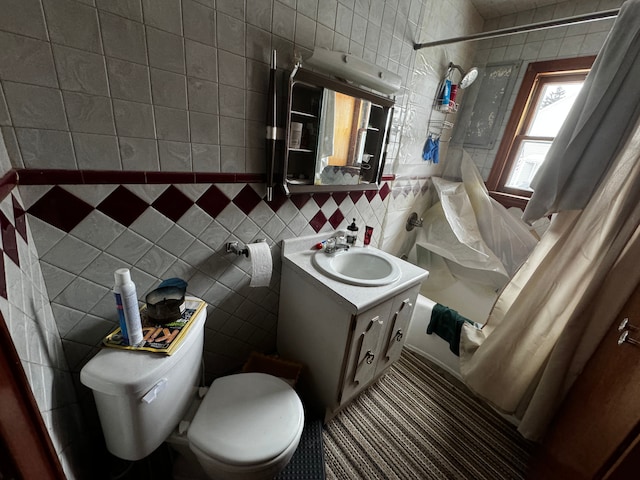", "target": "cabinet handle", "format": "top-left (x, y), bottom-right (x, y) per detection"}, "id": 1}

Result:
top-left (395, 330), bottom-right (403, 342)
top-left (618, 330), bottom-right (640, 347)
top-left (399, 301), bottom-right (414, 311)
top-left (365, 351), bottom-right (375, 364)
top-left (618, 317), bottom-right (639, 331)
